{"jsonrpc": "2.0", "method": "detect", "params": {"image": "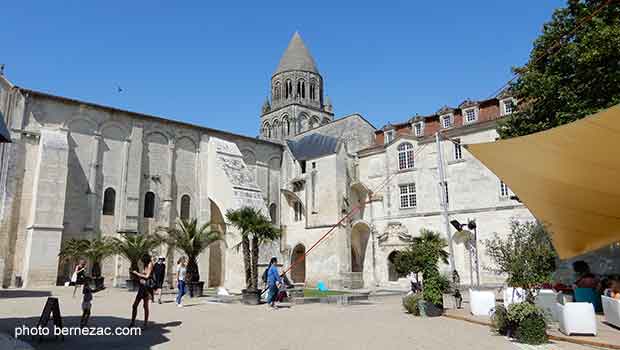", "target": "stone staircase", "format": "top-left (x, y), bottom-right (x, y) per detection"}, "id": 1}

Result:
top-left (341, 272), bottom-right (364, 289)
